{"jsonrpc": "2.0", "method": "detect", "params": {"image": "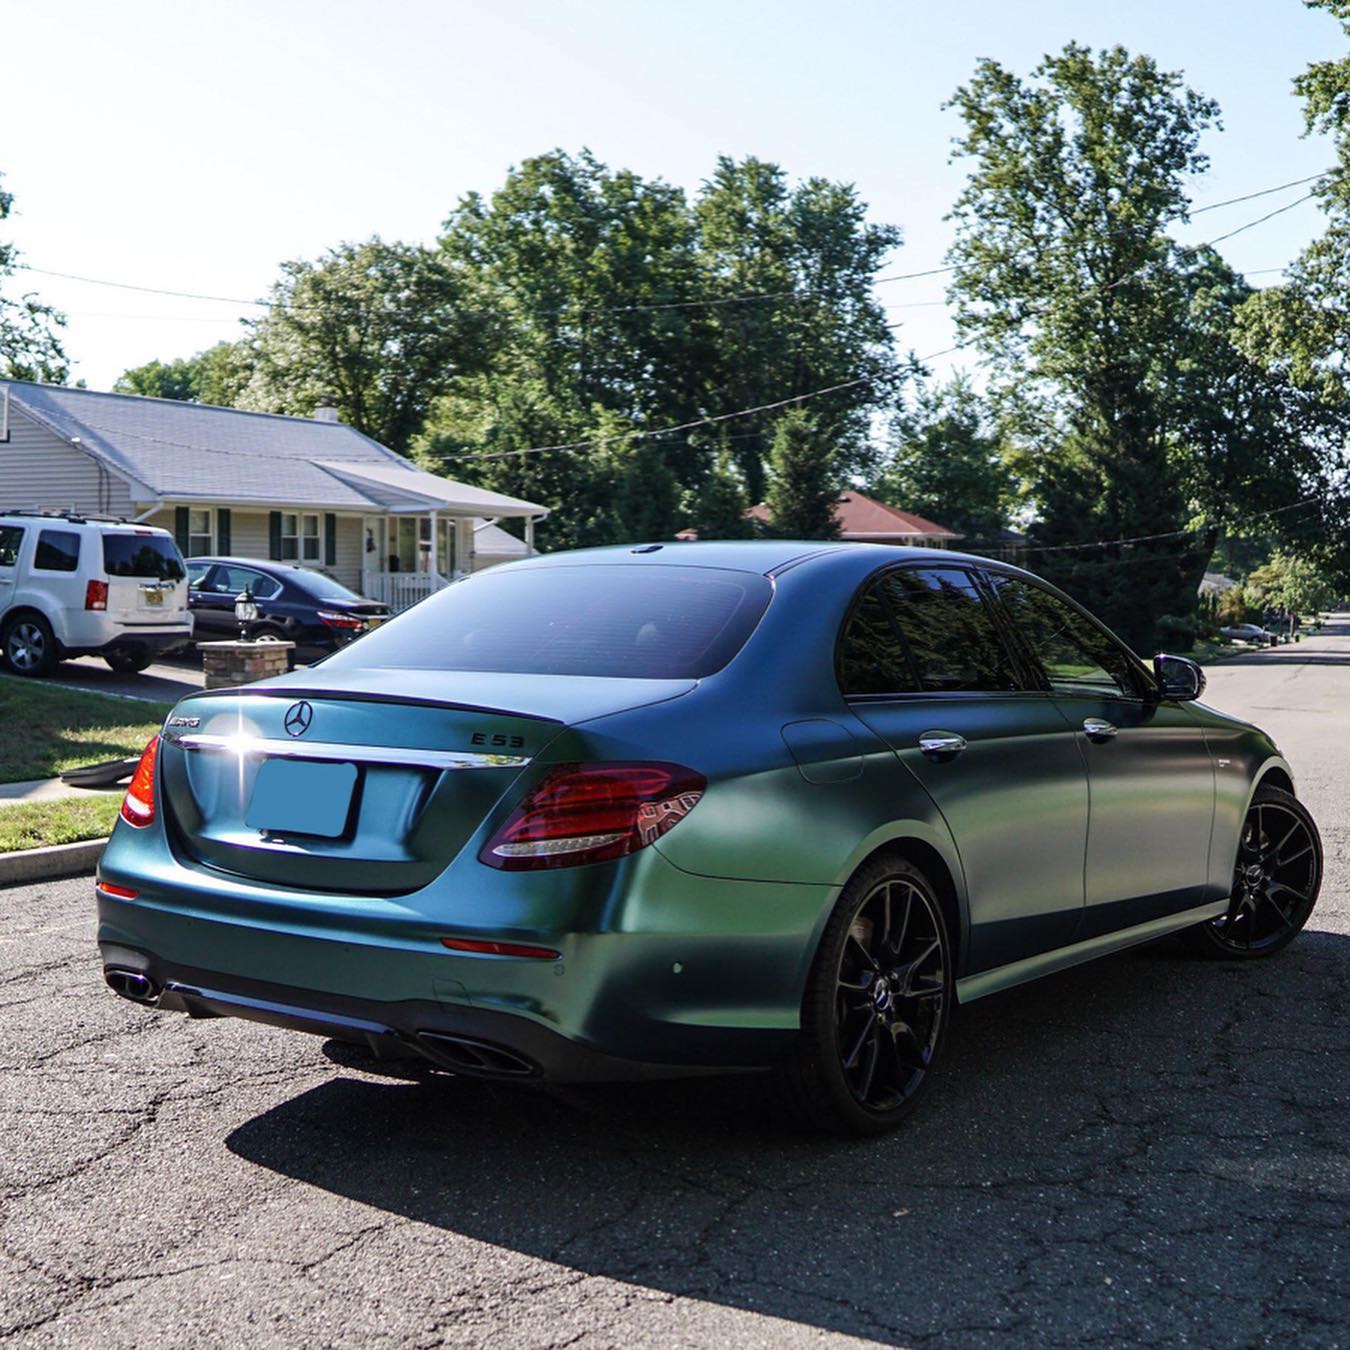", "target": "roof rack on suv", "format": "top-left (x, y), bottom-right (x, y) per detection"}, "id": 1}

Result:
top-left (0, 509), bottom-right (130, 525)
